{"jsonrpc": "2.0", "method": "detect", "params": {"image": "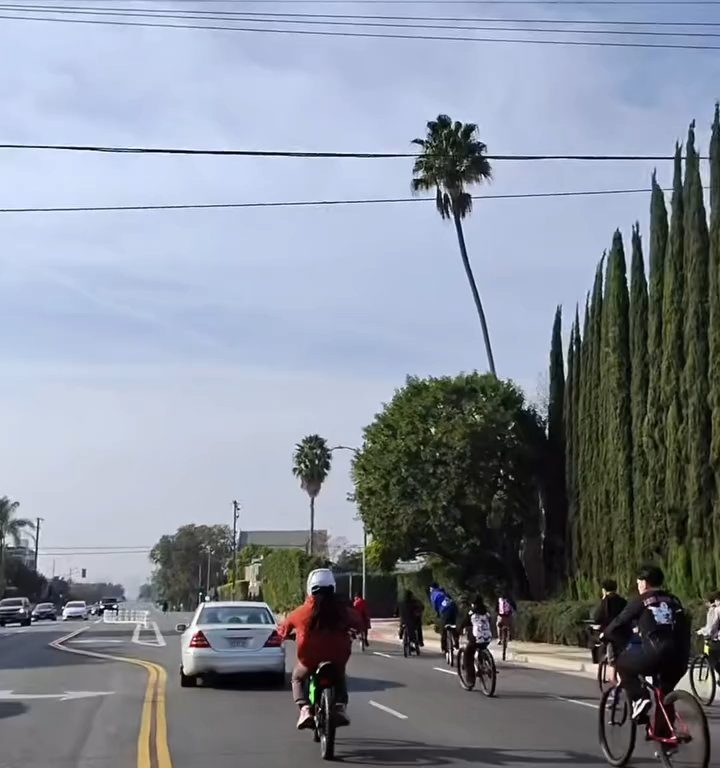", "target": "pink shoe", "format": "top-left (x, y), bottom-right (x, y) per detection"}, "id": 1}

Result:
top-left (296, 705), bottom-right (315, 730)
